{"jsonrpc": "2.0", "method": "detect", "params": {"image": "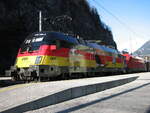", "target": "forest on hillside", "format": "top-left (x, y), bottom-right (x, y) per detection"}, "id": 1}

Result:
top-left (0, 0), bottom-right (116, 74)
